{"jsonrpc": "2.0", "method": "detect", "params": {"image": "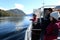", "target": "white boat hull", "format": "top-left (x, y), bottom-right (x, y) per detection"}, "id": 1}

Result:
top-left (24, 23), bottom-right (32, 40)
